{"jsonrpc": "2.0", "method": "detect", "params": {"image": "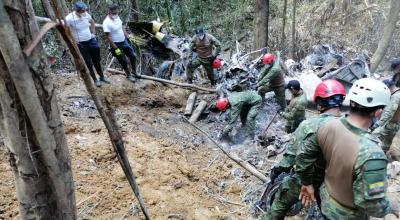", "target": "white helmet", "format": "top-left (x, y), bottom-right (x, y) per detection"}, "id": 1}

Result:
top-left (347, 78), bottom-right (390, 107)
